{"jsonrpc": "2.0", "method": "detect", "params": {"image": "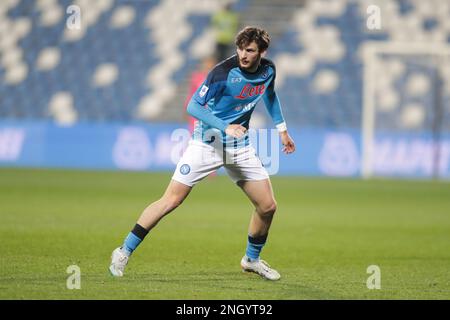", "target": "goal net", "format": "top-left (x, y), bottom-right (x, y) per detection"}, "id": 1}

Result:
top-left (361, 42), bottom-right (450, 179)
